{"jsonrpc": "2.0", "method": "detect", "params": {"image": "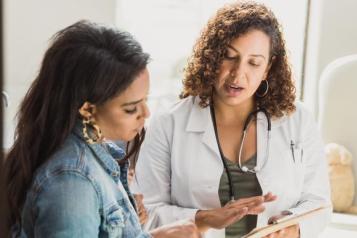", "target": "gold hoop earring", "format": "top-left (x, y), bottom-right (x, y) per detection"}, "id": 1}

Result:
top-left (256, 80), bottom-right (269, 98)
top-left (82, 117), bottom-right (103, 144)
